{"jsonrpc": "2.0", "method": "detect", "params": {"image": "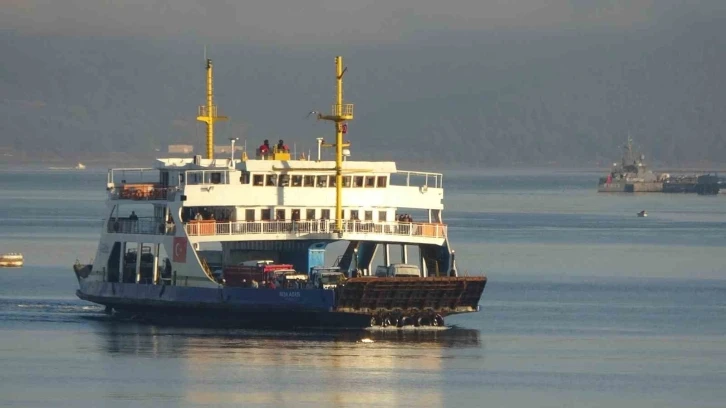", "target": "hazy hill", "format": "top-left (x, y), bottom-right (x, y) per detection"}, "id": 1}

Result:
top-left (1, 10), bottom-right (725, 168)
